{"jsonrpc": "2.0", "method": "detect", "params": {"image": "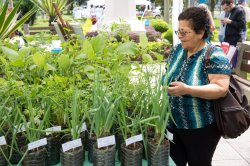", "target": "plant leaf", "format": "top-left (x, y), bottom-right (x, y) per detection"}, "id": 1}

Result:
top-left (142, 53), bottom-right (153, 63)
top-left (82, 39), bottom-right (95, 60)
top-left (84, 65), bottom-right (95, 72)
top-left (33, 52), bottom-right (45, 68)
top-left (1, 46), bottom-right (18, 61)
top-left (44, 63), bottom-right (56, 71)
top-left (19, 47), bottom-right (31, 57)
top-left (139, 33), bottom-right (148, 49)
top-left (90, 36), bottom-right (106, 53)
top-left (116, 42), bottom-right (138, 56)
top-left (57, 54), bottom-right (71, 69)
